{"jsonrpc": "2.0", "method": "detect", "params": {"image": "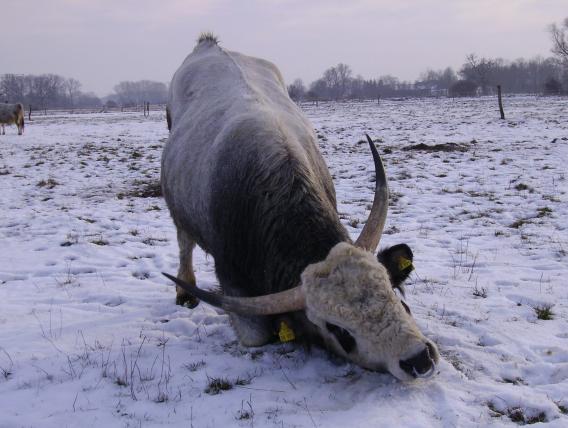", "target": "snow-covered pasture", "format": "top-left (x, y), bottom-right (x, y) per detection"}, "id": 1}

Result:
top-left (0, 97), bottom-right (567, 427)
